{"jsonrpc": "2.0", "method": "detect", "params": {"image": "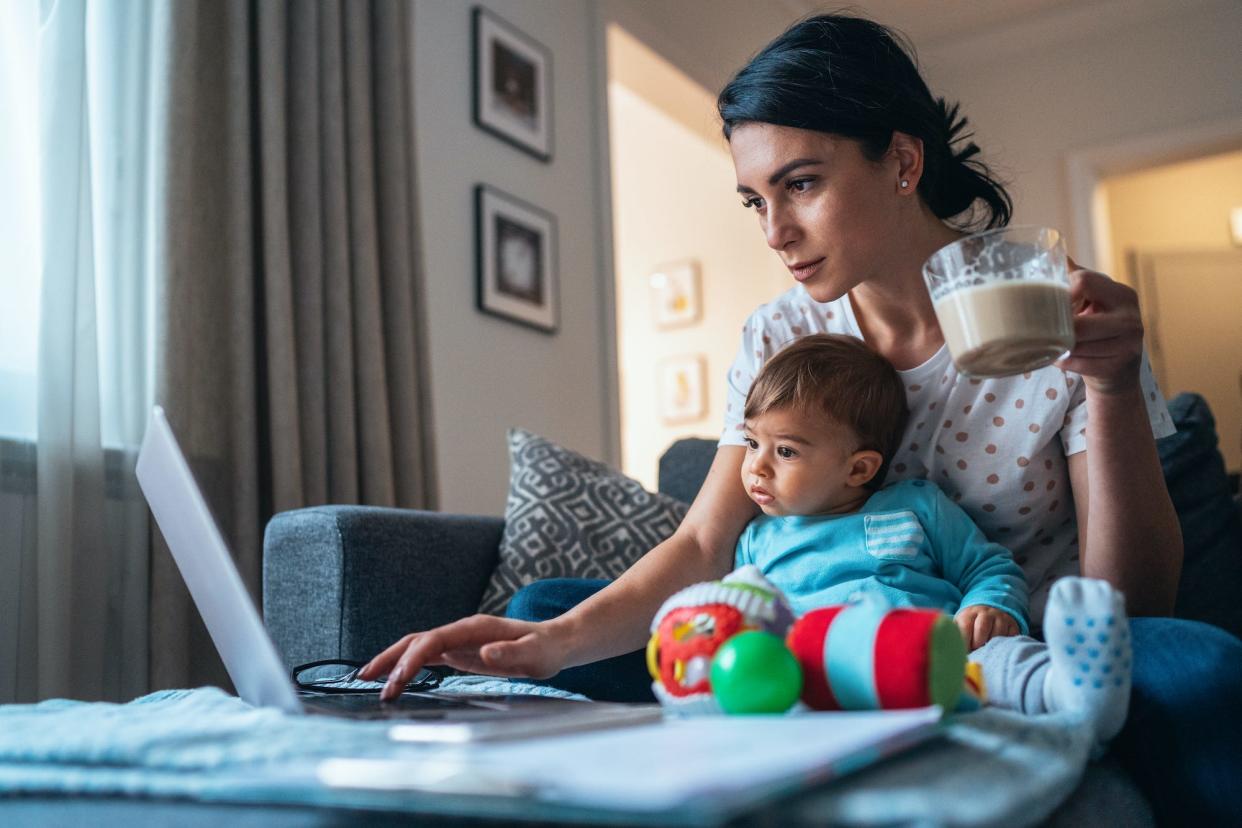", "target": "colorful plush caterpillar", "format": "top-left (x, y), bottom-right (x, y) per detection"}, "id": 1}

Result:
top-left (786, 601), bottom-right (972, 711)
top-left (647, 566), bottom-right (978, 715)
